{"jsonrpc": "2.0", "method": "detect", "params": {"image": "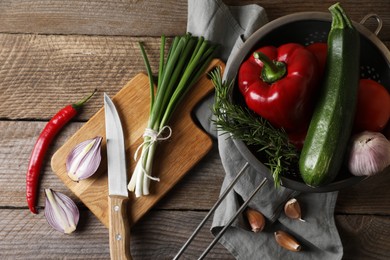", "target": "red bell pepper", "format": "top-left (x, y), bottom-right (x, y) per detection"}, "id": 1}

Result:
top-left (238, 43), bottom-right (320, 133)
